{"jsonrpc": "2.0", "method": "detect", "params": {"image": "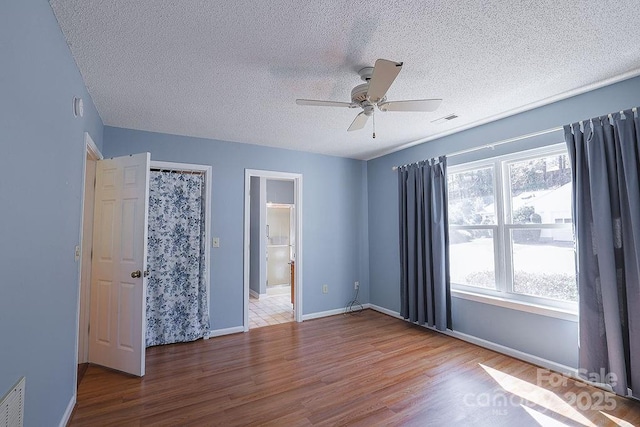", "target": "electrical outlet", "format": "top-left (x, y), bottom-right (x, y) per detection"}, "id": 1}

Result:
top-left (354, 281), bottom-right (359, 290)
top-left (322, 284), bottom-right (328, 294)
top-left (74, 245), bottom-right (81, 261)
